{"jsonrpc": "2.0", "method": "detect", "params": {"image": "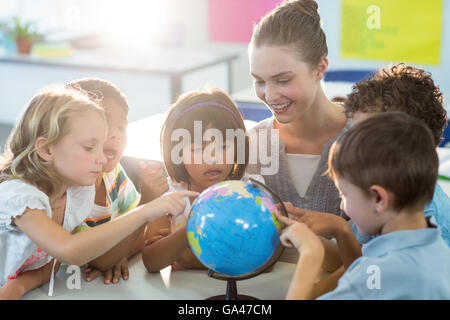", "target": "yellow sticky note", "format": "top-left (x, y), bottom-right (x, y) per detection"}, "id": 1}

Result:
top-left (341, 0), bottom-right (442, 65)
